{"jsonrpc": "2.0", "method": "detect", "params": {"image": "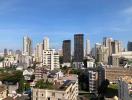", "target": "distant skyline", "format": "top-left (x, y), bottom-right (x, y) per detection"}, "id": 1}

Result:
top-left (0, 0), bottom-right (132, 51)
